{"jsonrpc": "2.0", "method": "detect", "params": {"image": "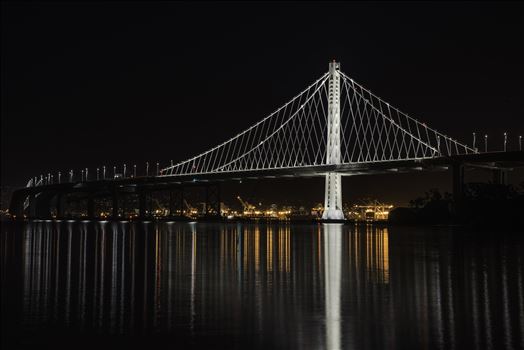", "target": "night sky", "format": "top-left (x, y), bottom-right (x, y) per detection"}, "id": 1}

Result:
top-left (2, 2), bottom-right (523, 206)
